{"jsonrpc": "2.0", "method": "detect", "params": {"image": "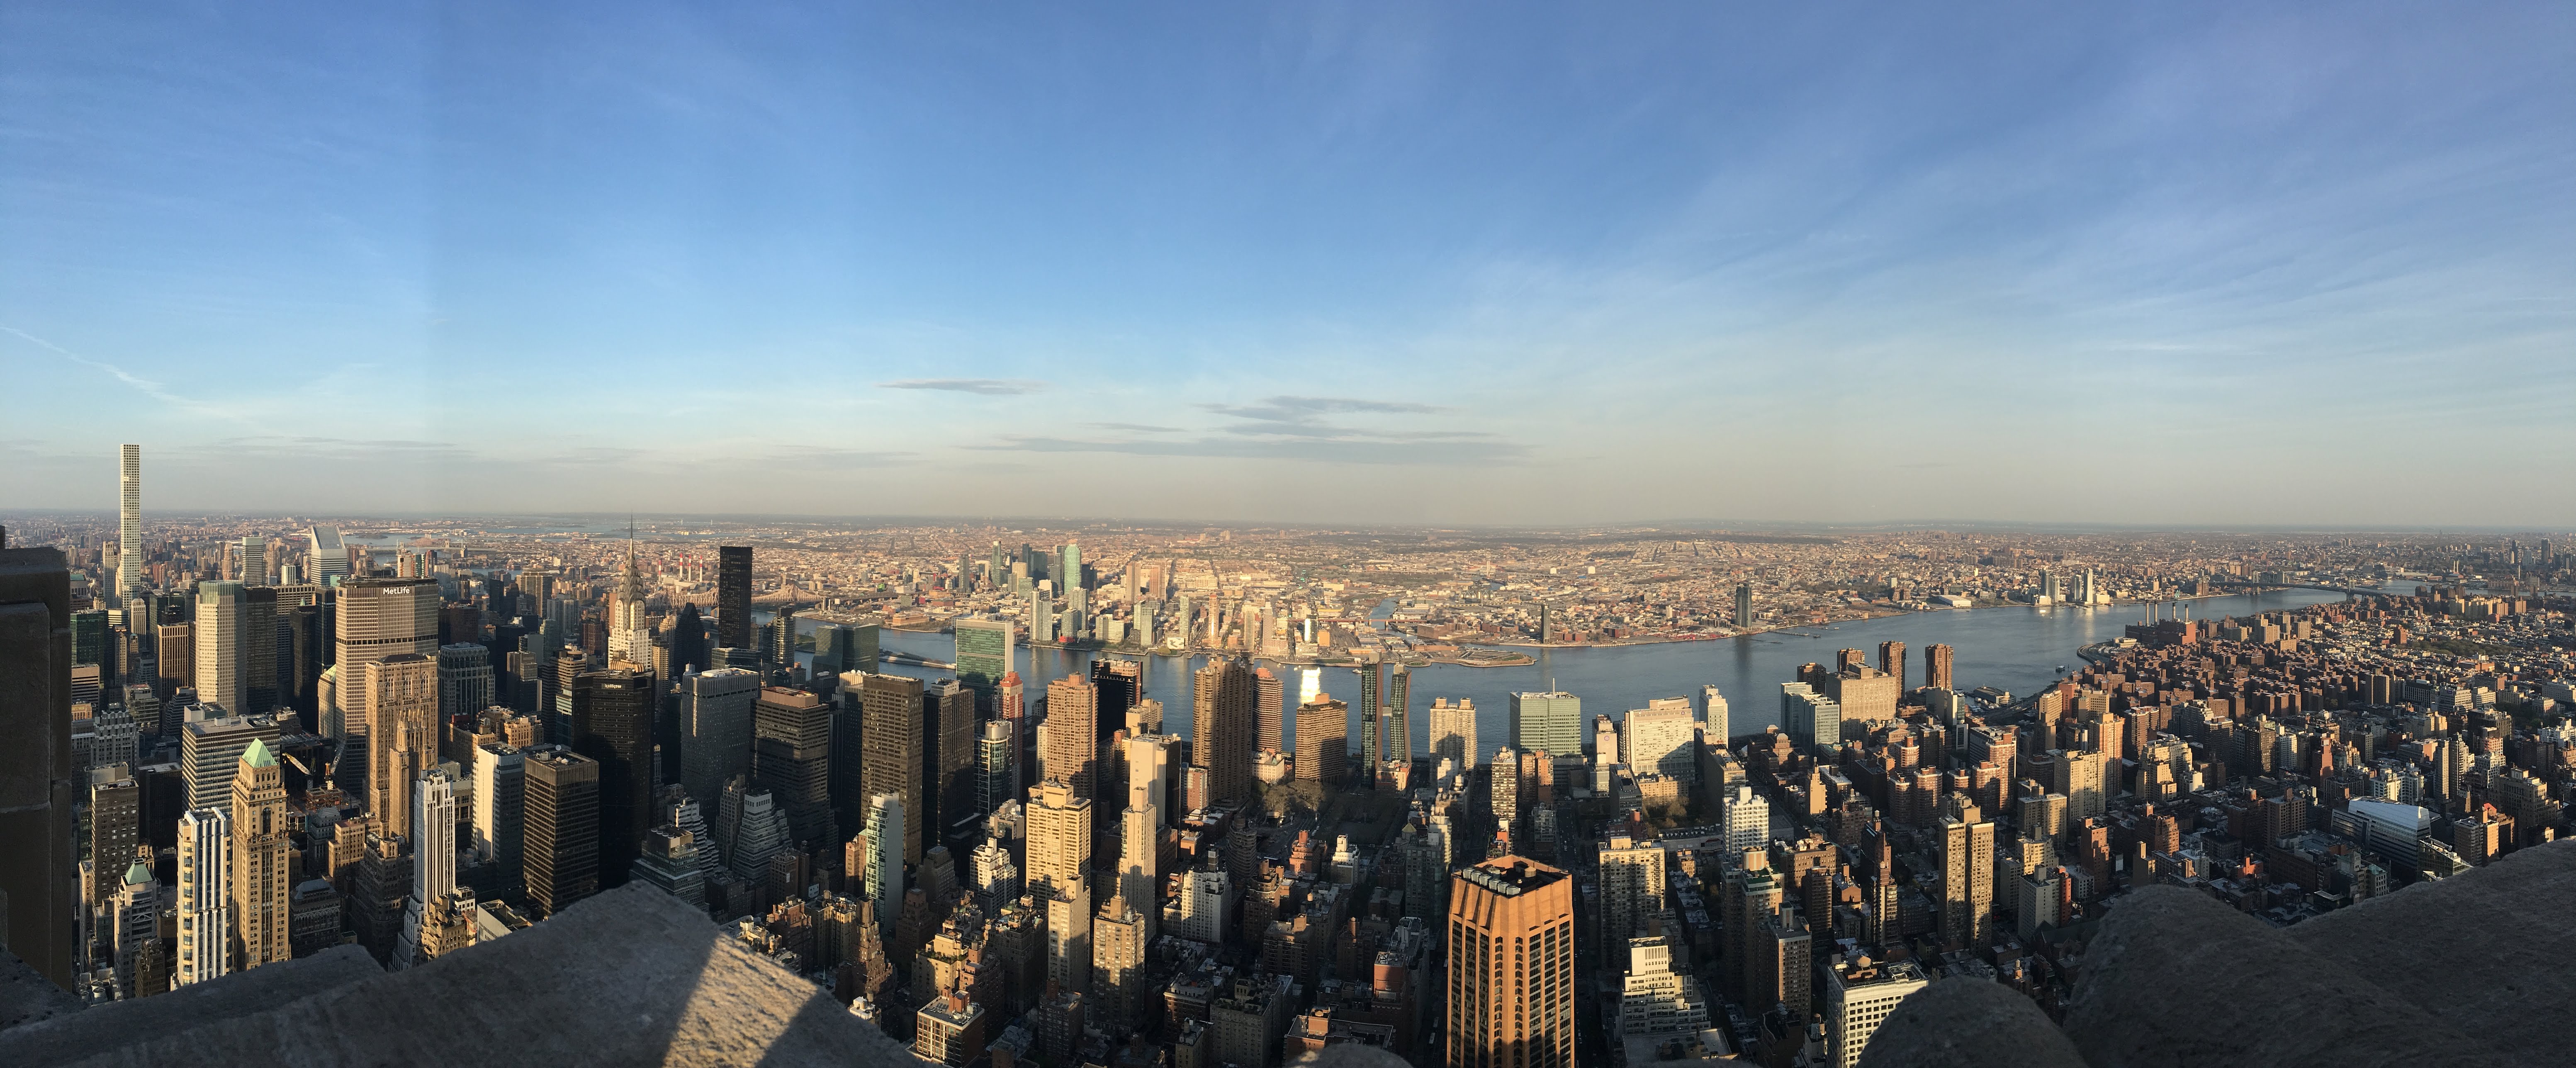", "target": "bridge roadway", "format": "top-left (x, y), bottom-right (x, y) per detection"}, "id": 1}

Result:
top-left (2207, 579), bottom-right (2380, 596)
